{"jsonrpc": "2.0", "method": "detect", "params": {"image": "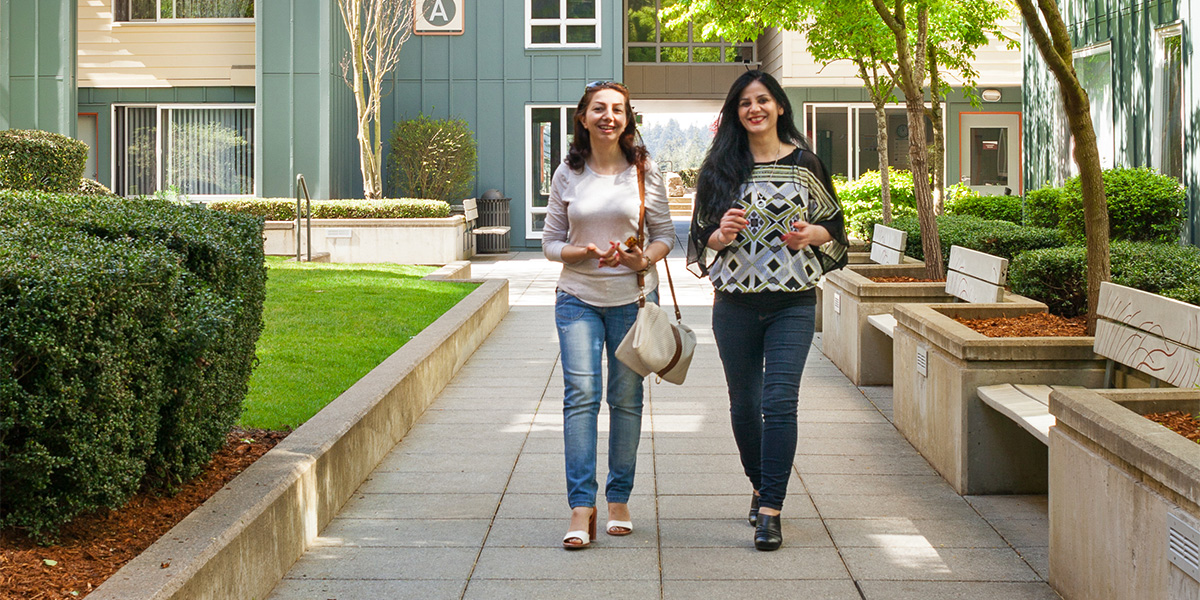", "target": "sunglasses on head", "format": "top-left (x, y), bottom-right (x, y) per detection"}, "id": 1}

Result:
top-left (586, 80), bottom-right (625, 90)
